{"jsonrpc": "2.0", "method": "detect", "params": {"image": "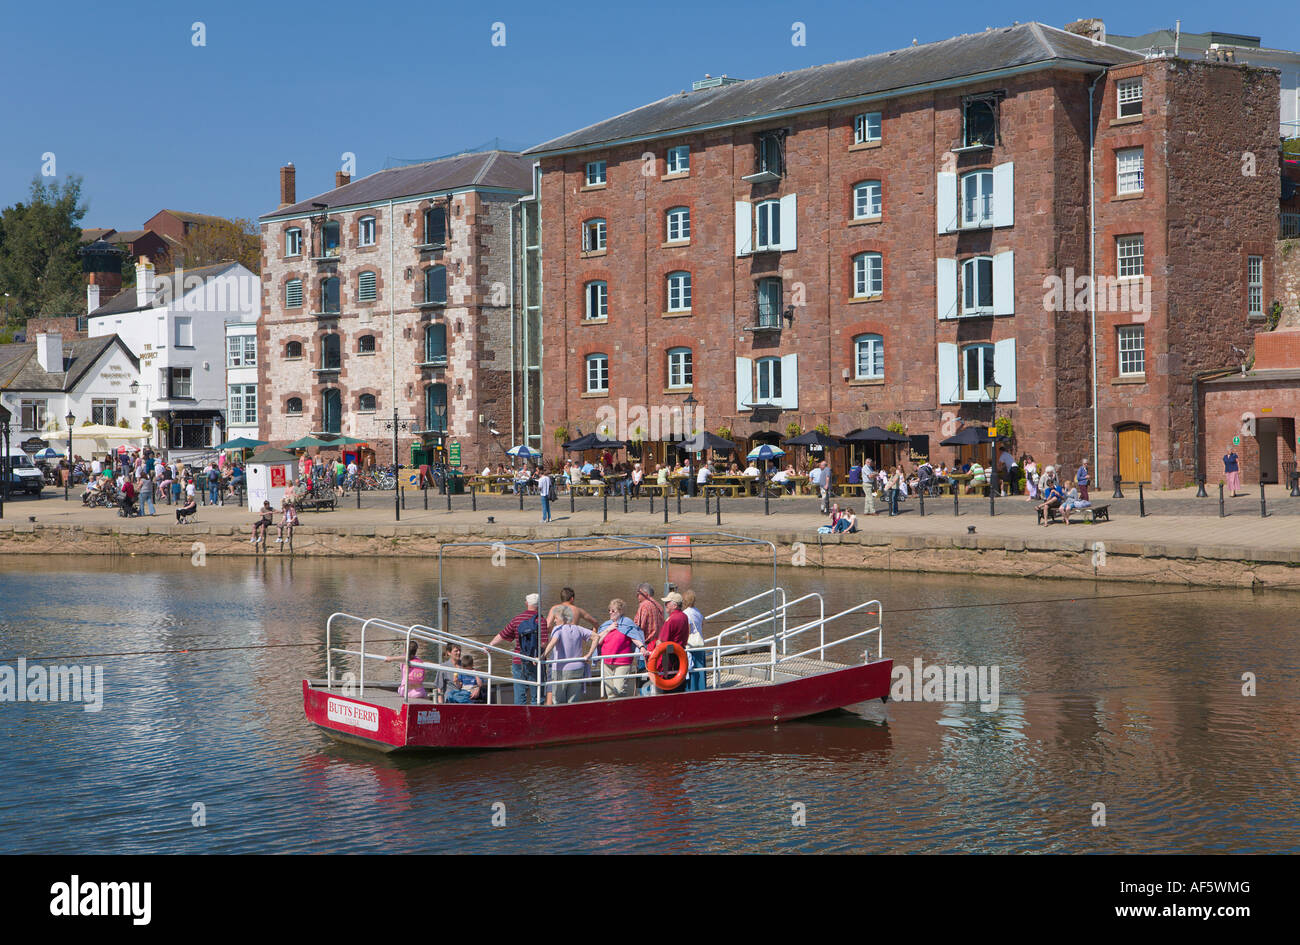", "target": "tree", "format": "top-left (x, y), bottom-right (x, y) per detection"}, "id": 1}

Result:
top-left (0, 176), bottom-right (88, 324)
top-left (173, 217), bottom-right (260, 273)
